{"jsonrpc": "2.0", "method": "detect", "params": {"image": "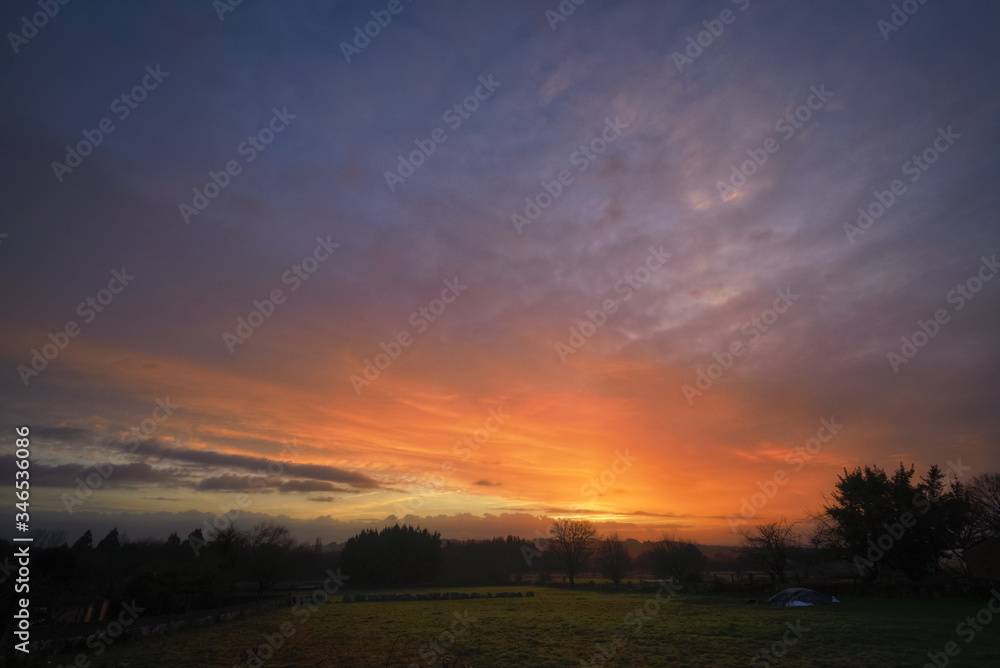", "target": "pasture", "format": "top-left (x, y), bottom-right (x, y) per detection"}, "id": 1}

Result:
top-left (50, 586), bottom-right (1000, 667)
